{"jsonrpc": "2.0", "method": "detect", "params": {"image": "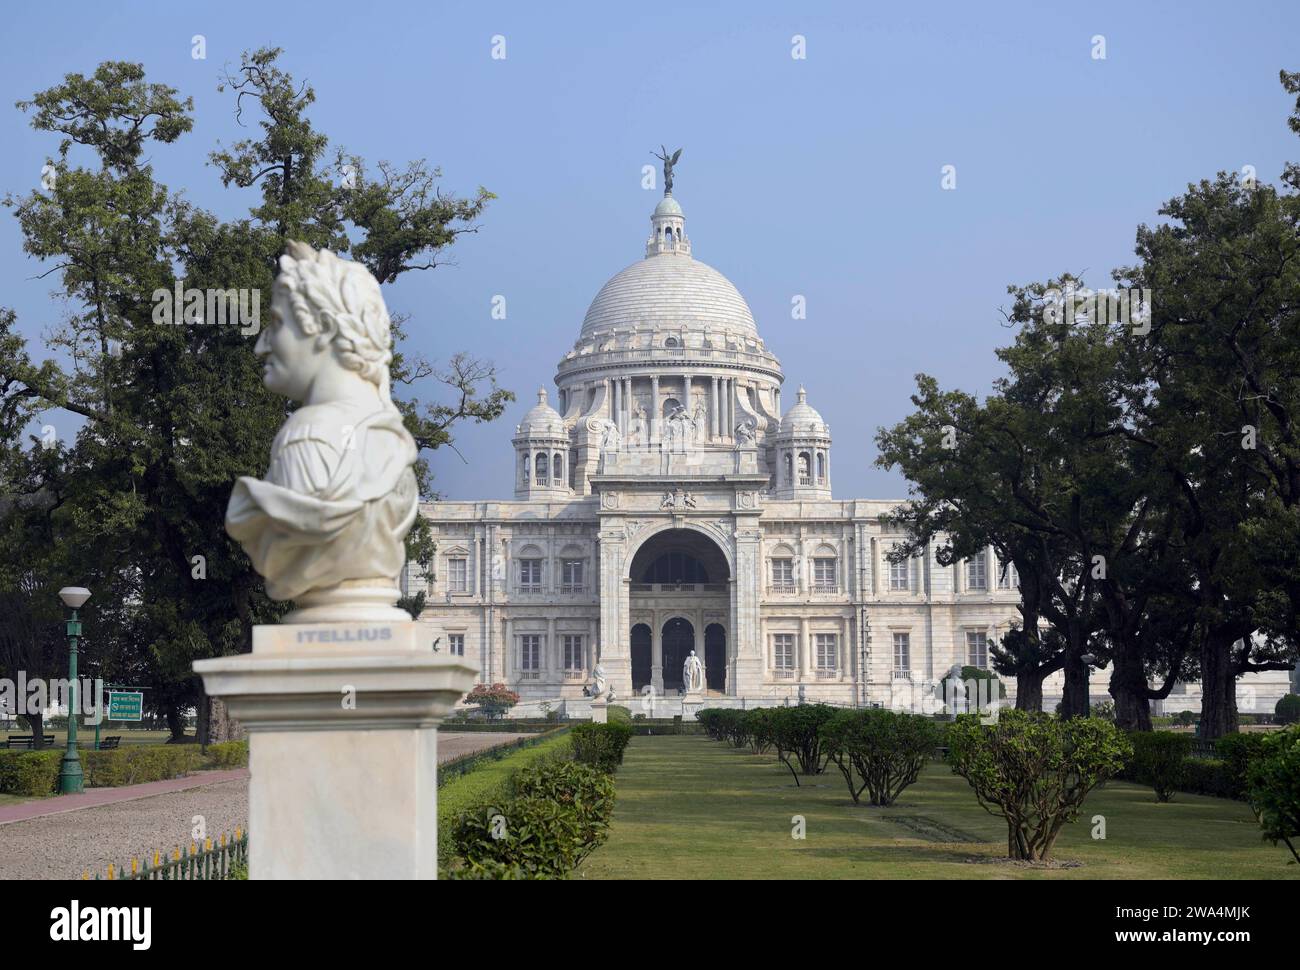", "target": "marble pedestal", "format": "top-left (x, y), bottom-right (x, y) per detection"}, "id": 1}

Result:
top-left (193, 621), bottom-right (477, 880)
top-left (591, 699), bottom-right (608, 723)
